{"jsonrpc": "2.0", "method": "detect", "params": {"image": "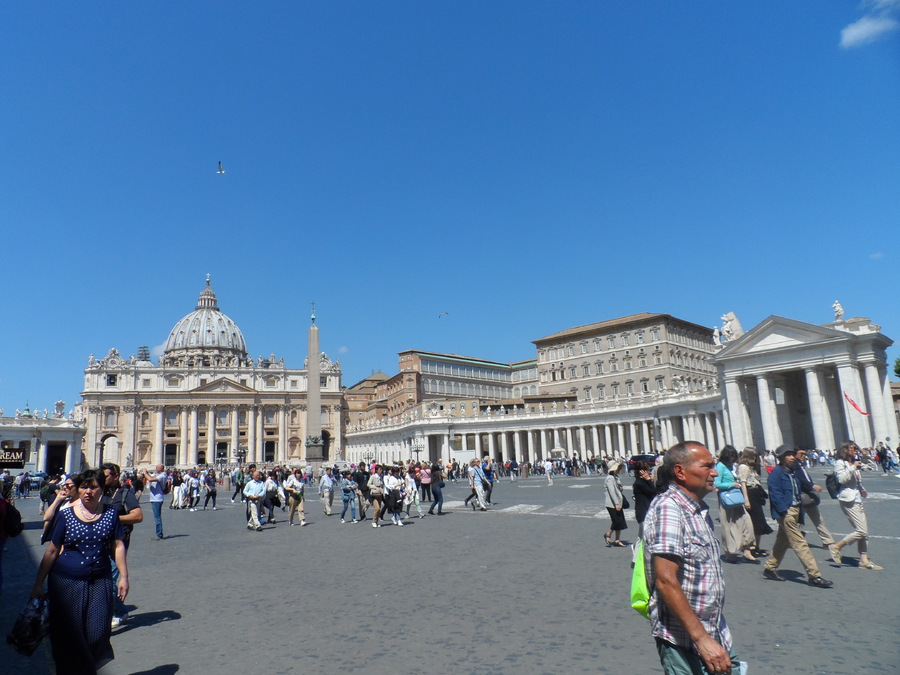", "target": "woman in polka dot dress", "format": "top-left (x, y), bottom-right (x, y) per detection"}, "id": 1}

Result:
top-left (30, 469), bottom-right (129, 675)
